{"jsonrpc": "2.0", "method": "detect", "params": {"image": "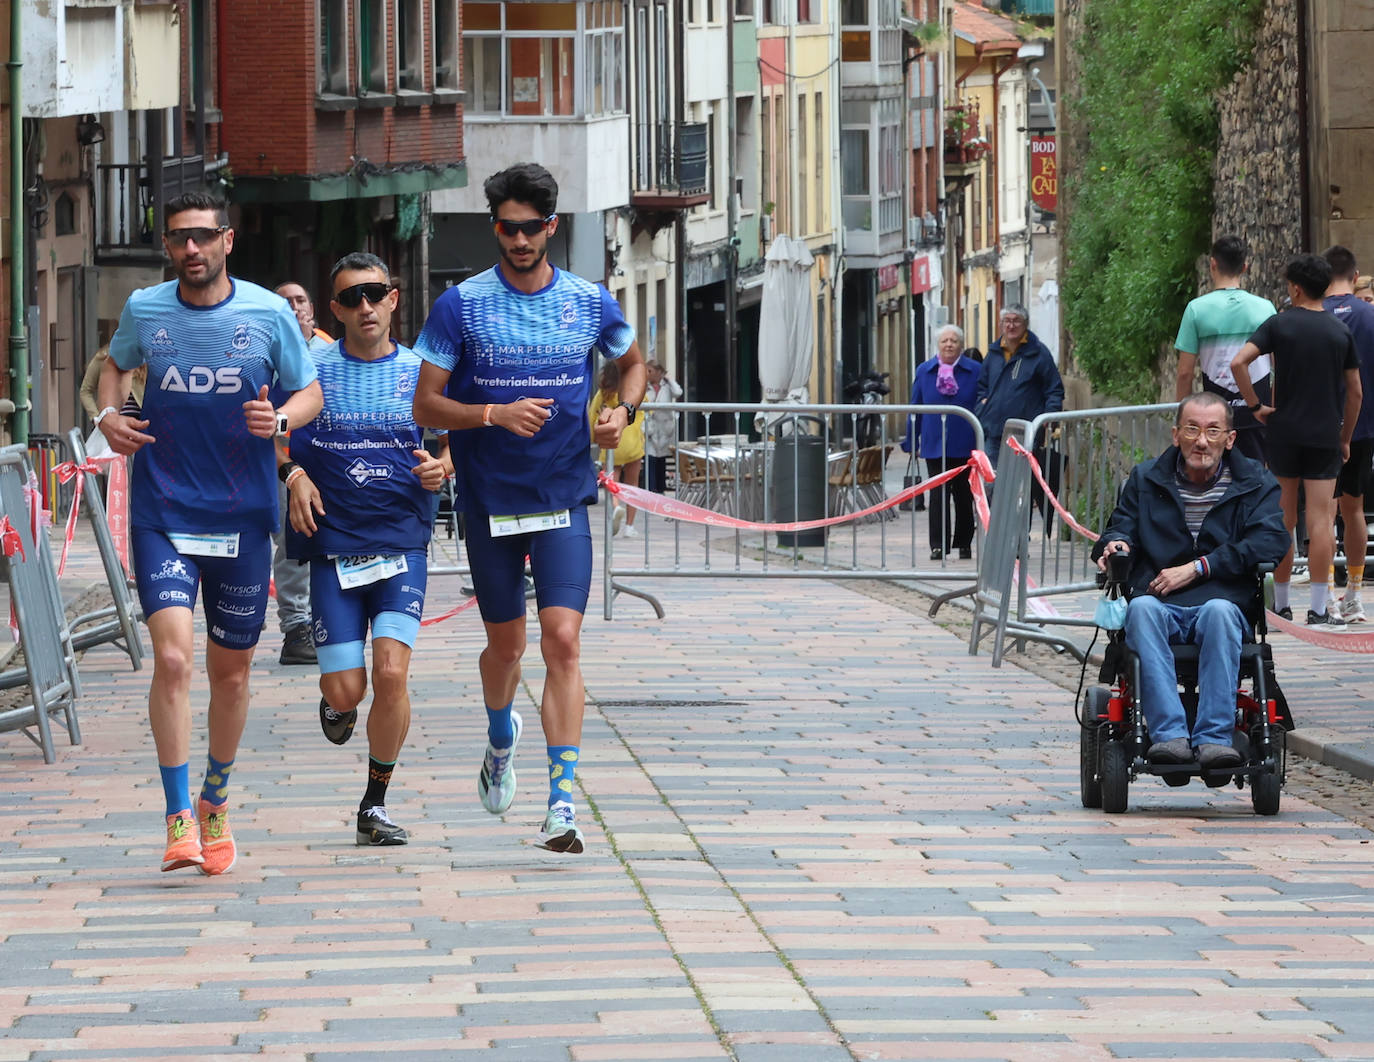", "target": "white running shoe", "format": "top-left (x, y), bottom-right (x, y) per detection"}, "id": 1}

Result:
top-left (622, 523), bottom-right (640, 539)
top-left (536, 801), bottom-right (585, 853)
top-left (611, 505), bottom-right (626, 536)
top-left (1341, 596), bottom-right (1368, 623)
top-left (478, 709), bottom-right (523, 815)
